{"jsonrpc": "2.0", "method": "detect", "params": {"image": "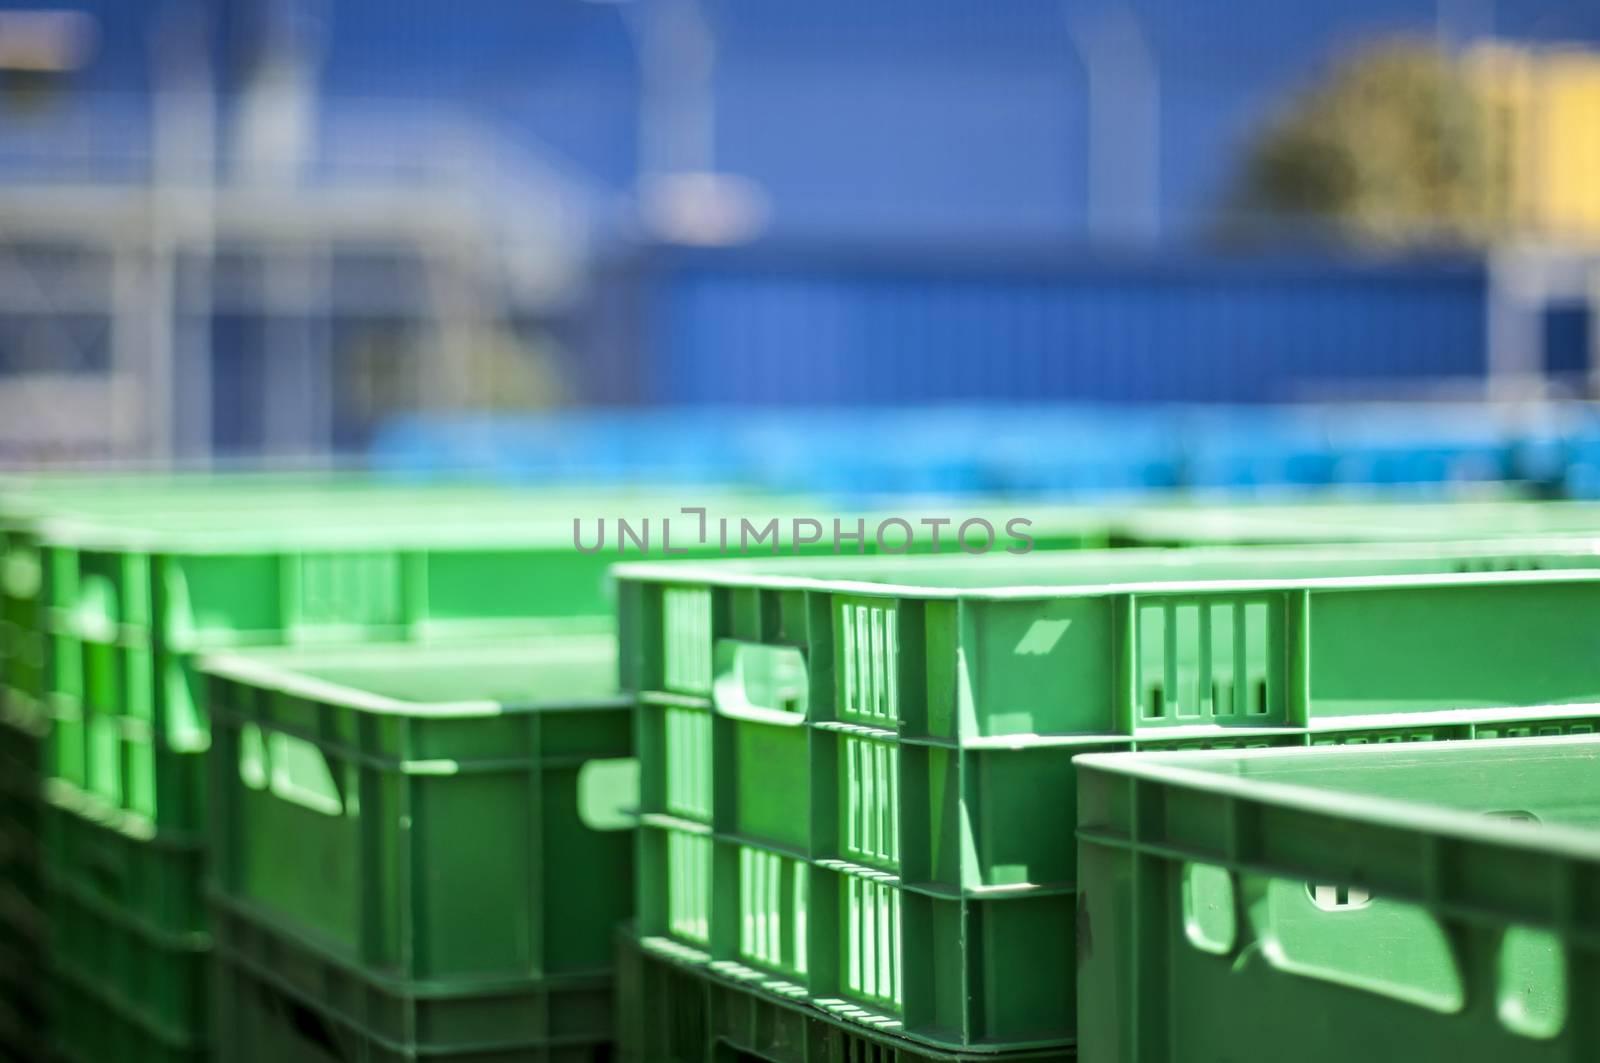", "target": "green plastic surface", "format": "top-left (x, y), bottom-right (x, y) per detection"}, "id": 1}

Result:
top-left (51, 970), bottom-right (207, 1063)
top-left (0, 880), bottom-right (44, 1063)
top-left (214, 903), bottom-right (615, 1062)
top-left (0, 693), bottom-right (45, 1063)
top-left (43, 795), bottom-right (205, 936)
top-left (0, 698), bottom-right (42, 902)
top-left (1077, 734), bottom-right (1600, 1062)
top-left (206, 637), bottom-right (636, 989)
top-left (45, 861), bottom-right (210, 1057)
top-left (617, 539), bottom-right (1600, 1051)
top-left (616, 926), bottom-right (1074, 1063)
